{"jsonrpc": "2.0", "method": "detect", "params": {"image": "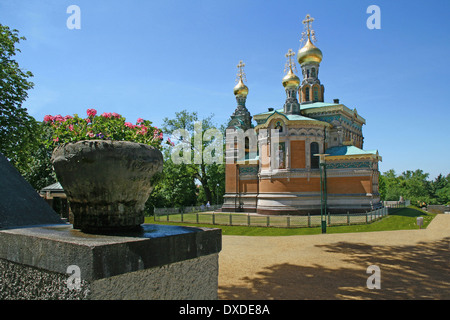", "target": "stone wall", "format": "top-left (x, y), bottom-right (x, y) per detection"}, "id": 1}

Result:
top-left (427, 205), bottom-right (449, 214)
top-left (0, 224), bottom-right (221, 300)
top-left (0, 254), bottom-right (218, 300)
